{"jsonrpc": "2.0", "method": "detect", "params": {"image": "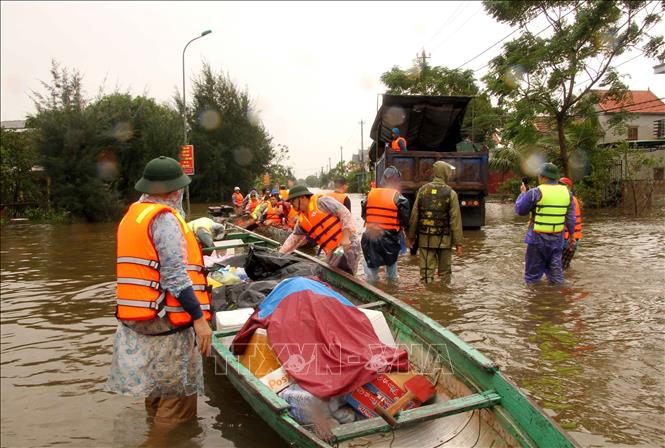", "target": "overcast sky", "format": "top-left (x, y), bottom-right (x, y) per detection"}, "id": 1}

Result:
top-left (2, 1), bottom-right (663, 177)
